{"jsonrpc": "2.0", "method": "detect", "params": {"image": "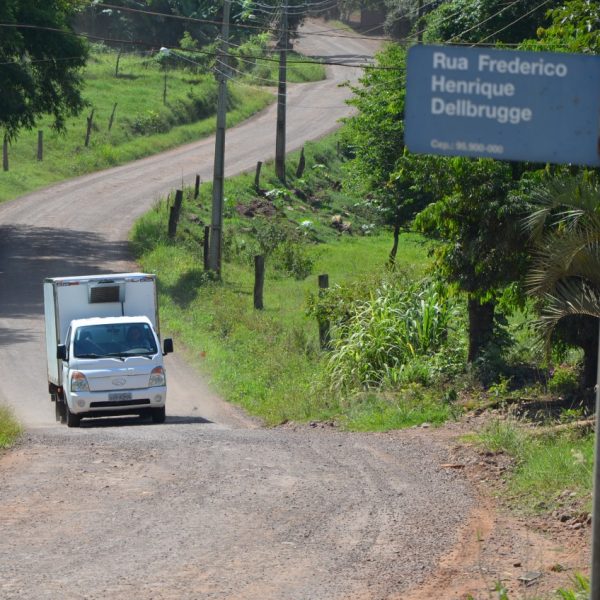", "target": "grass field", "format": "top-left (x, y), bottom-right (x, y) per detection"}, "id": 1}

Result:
top-left (133, 135), bottom-right (447, 428)
top-left (0, 47), bottom-right (324, 202)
